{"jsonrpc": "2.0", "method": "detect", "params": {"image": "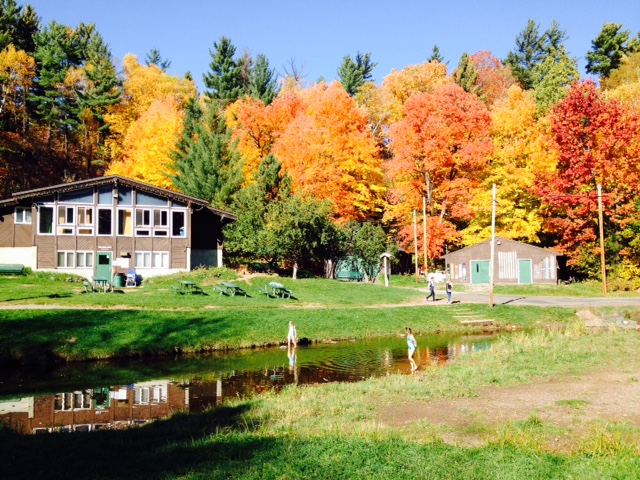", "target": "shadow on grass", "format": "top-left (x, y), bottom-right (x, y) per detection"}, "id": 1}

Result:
top-left (0, 403), bottom-right (277, 479)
